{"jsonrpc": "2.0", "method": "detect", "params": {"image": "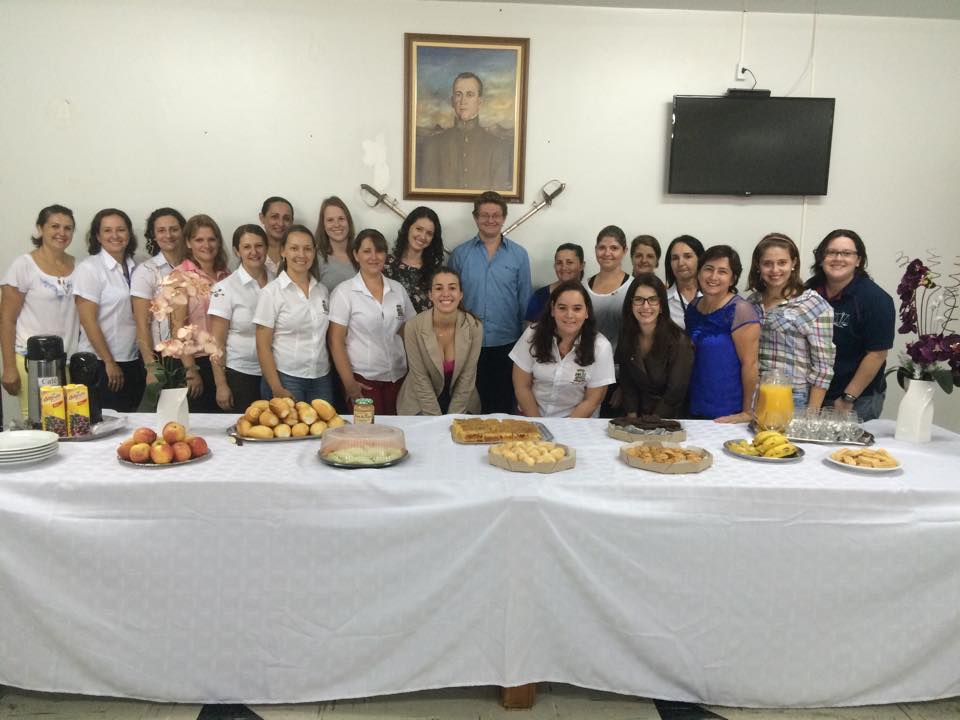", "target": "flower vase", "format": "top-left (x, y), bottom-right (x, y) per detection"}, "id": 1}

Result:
top-left (894, 378), bottom-right (935, 443)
